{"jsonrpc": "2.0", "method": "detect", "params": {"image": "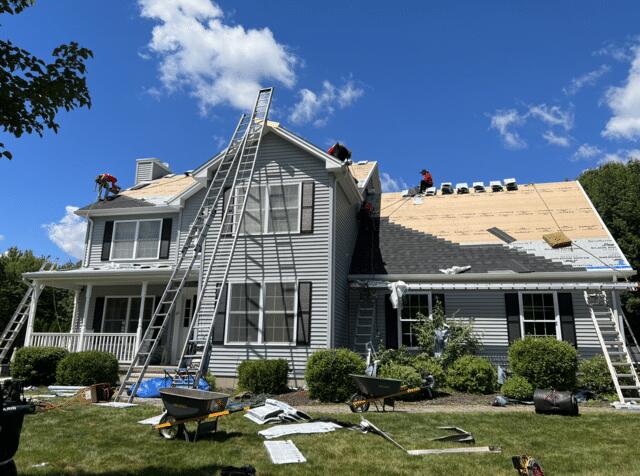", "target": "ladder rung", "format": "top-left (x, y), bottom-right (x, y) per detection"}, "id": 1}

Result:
top-left (617, 374), bottom-right (635, 378)
top-left (619, 385), bottom-right (640, 390)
